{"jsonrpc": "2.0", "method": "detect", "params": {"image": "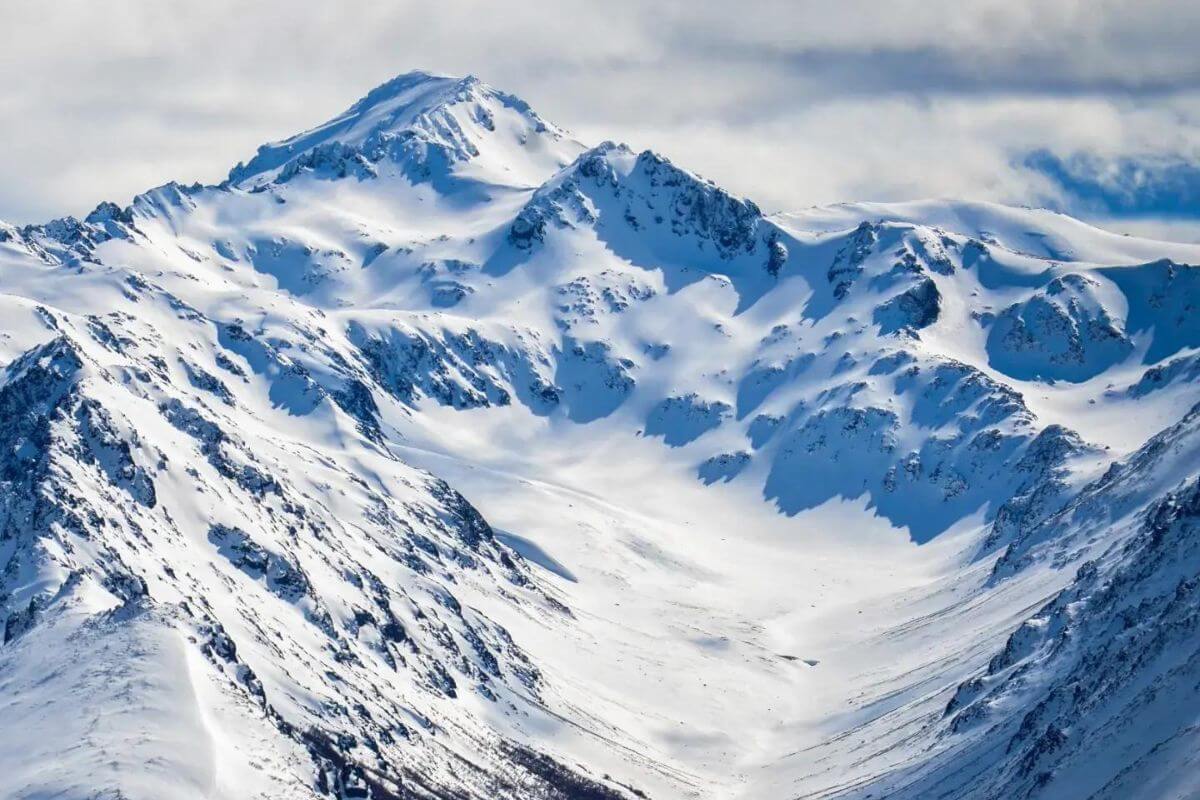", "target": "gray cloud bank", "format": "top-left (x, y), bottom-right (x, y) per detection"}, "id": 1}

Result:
top-left (3, 1), bottom-right (1200, 237)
